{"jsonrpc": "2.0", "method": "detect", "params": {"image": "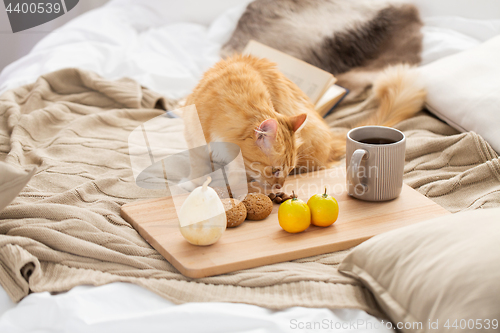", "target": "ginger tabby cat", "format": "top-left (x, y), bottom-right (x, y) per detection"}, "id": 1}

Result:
top-left (183, 55), bottom-right (425, 192)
